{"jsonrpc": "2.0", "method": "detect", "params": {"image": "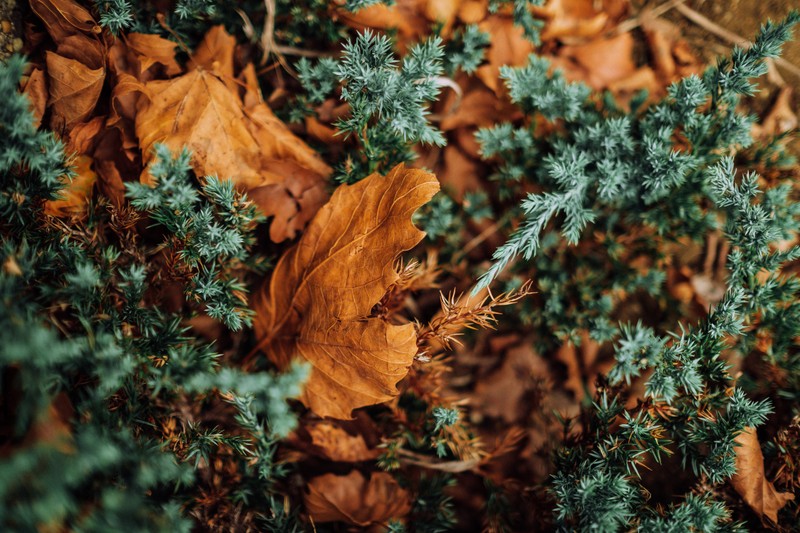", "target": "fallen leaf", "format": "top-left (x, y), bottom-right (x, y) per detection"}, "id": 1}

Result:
top-left (249, 160), bottom-right (329, 242)
top-left (473, 343), bottom-right (549, 423)
top-left (46, 51), bottom-right (105, 130)
top-left (561, 32), bottom-right (636, 89)
top-left (135, 68), bottom-right (260, 184)
top-left (555, 333), bottom-right (600, 401)
top-left (754, 87), bottom-right (797, 139)
top-left (424, 0), bottom-right (461, 34)
top-left (437, 145), bottom-right (482, 201)
top-left (337, 0), bottom-right (427, 48)
top-left (537, 0), bottom-right (610, 41)
top-left (643, 20), bottom-right (677, 81)
top-left (731, 427), bottom-right (795, 524)
top-left (440, 87), bottom-right (512, 131)
top-left (22, 68), bottom-right (47, 129)
top-left (476, 15), bottom-right (534, 94)
top-left (66, 115), bottom-right (105, 154)
top-left (134, 28), bottom-right (330, 242)
top-left (306, 421), bottom-right (380, 462)
top-left (458, 0), bottom-right (487, 24)
top-left (252, 164), bottom-right (439, 419)
top-left (45, 155), bottom-right (96, 217)
top-left (244, 95), bottom-right (333, 182)
top-left (189, 25), bottom-right (237, 91)
top-left (124, 33), bottom-right (182, 79)
top-left (30, 0), bottom-right (105, 69)
top-left (305, 470), bottom-right (411, 526)
top-left (29, 0), bottom-right (99, 44)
